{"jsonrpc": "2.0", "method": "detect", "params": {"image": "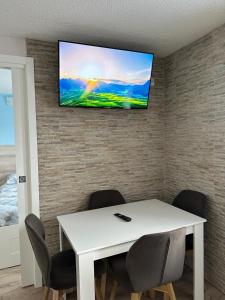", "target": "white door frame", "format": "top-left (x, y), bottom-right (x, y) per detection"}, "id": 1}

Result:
top-left (0, 54), bottom-right (41, 287)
